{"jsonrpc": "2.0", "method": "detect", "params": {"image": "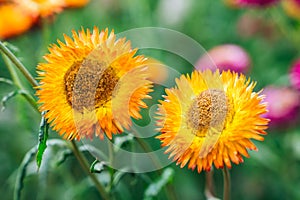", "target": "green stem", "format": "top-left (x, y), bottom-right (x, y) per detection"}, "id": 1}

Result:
top-left (108, 139), bottom-right (114, 165)
top-left (70, 140), bottom-right (111, 200)
top-left (1, 53), bottom-right (39, 112)
top-left (222, 166), bottom-right (231, 200)
top-left (205, 169), bottom-right (216, 199)
top-left (107, 140), bottom-right (116, 191)
top-left (135, 137), bottom-right (177, 200)
top-left (0, 41), bottom-right (38, 87)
